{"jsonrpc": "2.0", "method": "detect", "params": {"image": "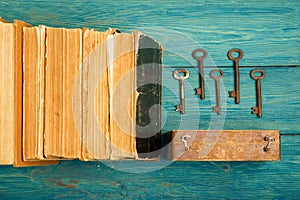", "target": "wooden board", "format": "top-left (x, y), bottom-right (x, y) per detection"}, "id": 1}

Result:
top-left (0, 0), bottom-right (299, 198)
top-left (0, 135), bottom-right (298, 199)
top-left (162, 66), bottom-right (300, 134)
top-left (167, 130), bottom-right (280, 161)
